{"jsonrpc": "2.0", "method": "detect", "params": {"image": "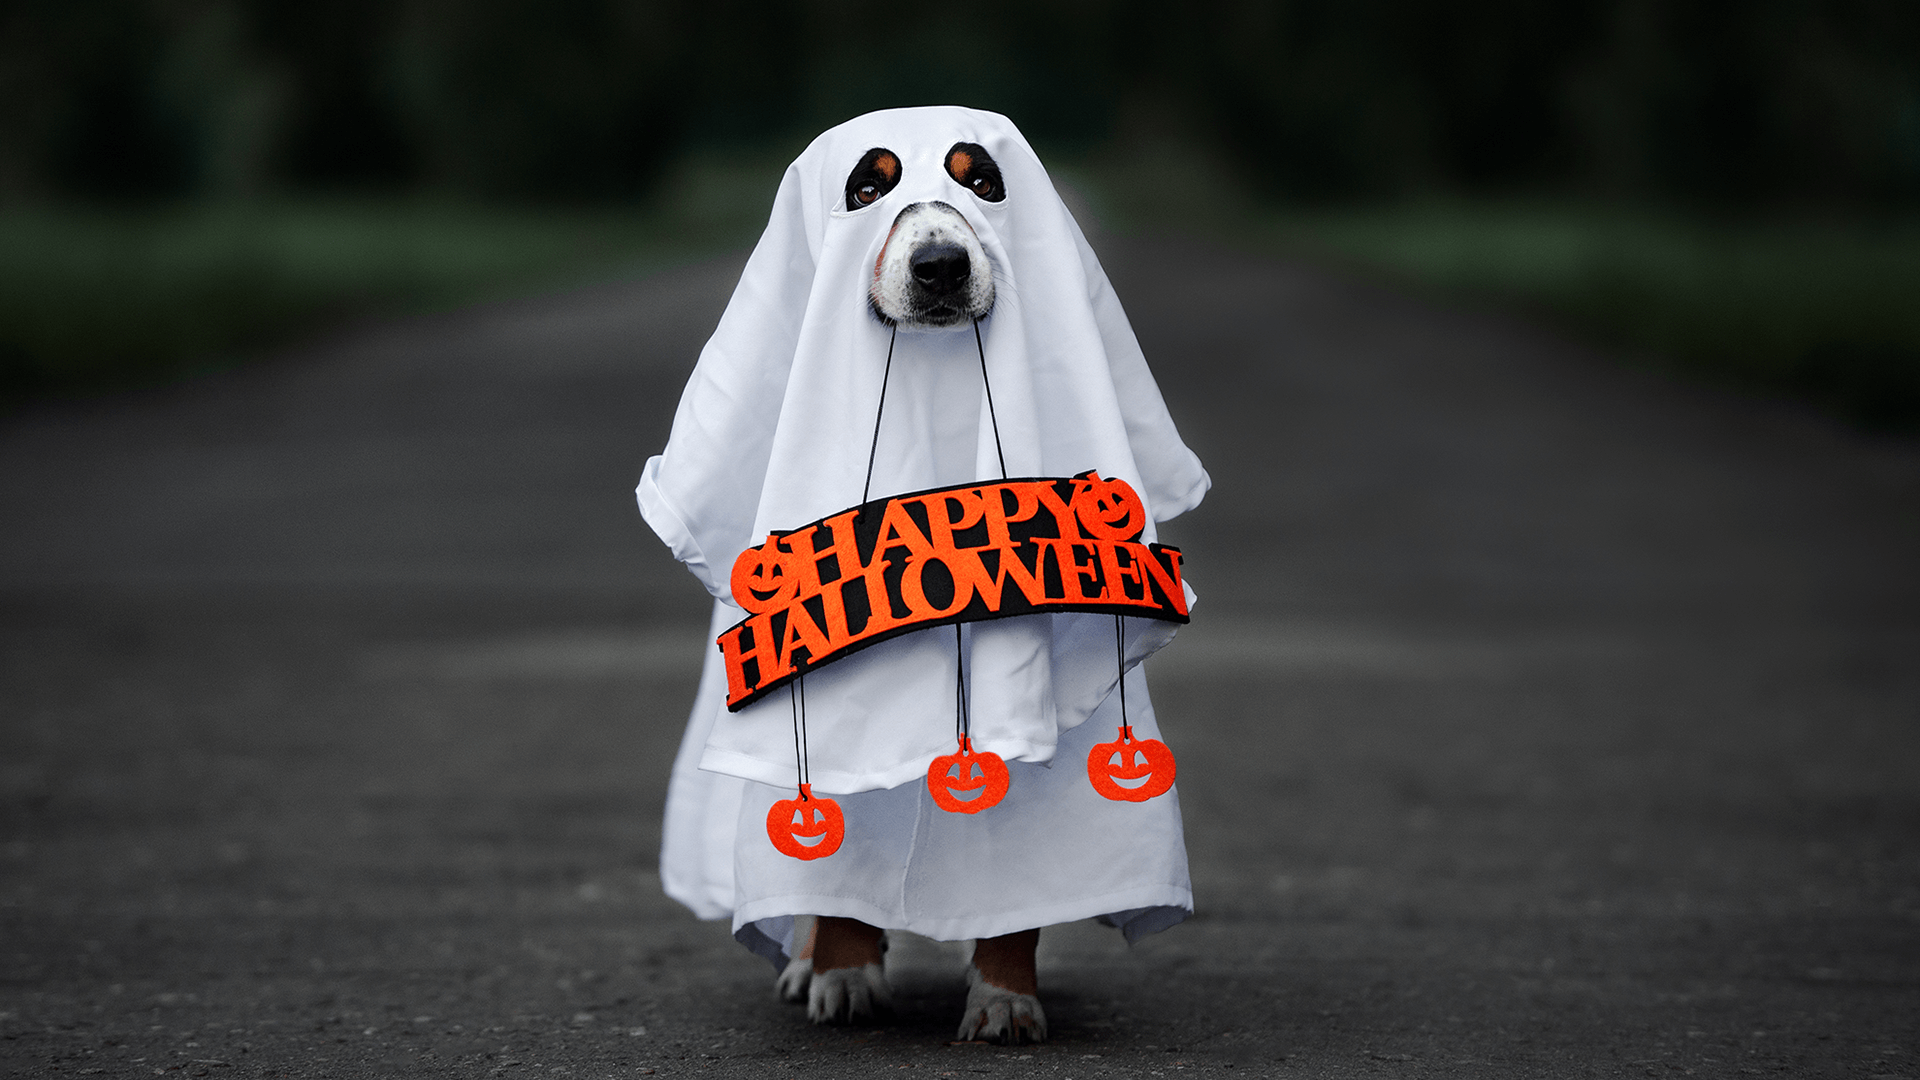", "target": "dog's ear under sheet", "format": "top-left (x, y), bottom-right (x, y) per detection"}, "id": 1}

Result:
top-left (637, 106), bottom-right (1209, 794)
